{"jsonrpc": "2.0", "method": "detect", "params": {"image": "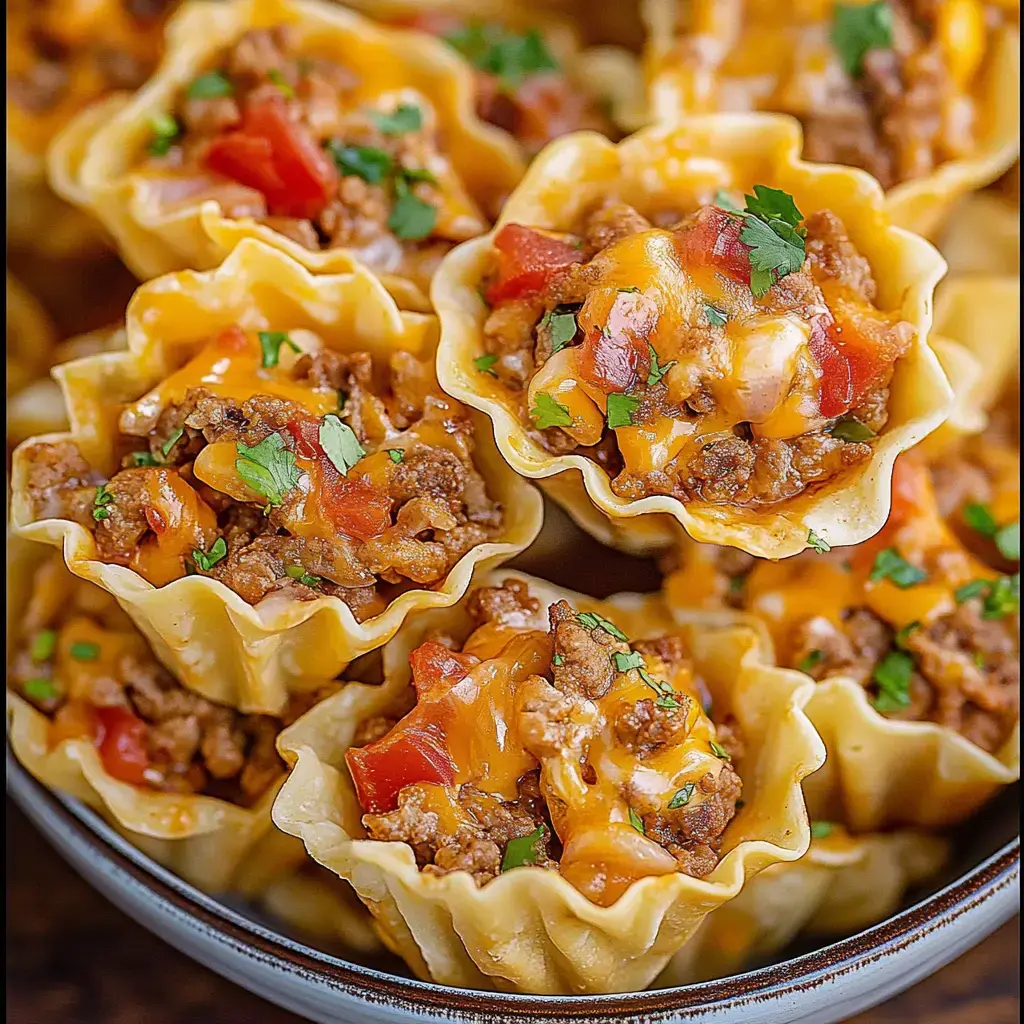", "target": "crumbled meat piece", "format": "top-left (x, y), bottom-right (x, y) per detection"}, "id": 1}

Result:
top-left (21, 440), bottom-right (101, 526)
top-left (804, 211), bottom-right (877, 303)
top-left (613, 697), bottom-right (694, 758)
top-left (388, 447), bottom-right (466, 509)
top-left (548, 600), bottom-right (615, 698)
top-left (467, 580), bottom-right (541, 626)
top-left (358, 498), bottom-right (456, 584)
top-left (582, 201), bottom-right (653, 254)
top-left (428, 836), bottom-right (503, 884)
